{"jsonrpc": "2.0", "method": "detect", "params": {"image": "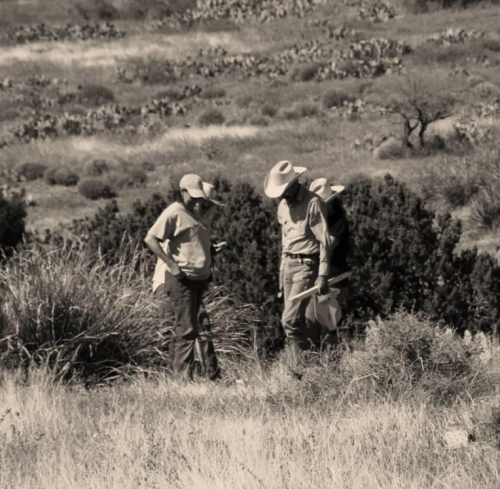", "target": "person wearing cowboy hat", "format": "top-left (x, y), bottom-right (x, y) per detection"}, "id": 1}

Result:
top-left (145, 174), bottom-right (219, 379)
top-left (264, 160), bottom-right (332, 366)
top-left (309, 177), bottom-right (351, 347)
